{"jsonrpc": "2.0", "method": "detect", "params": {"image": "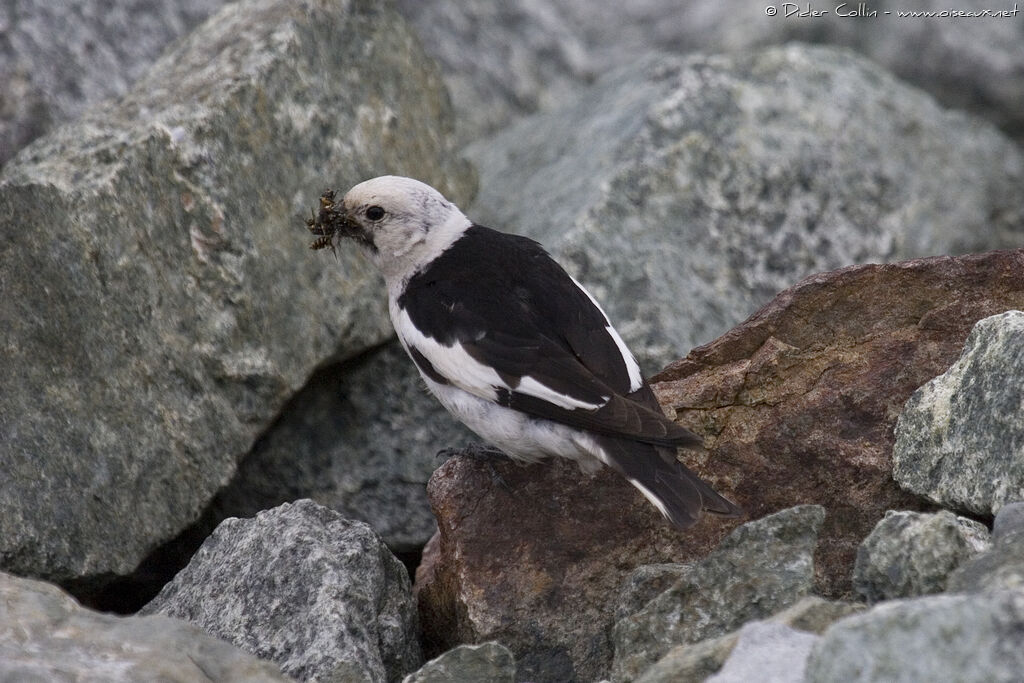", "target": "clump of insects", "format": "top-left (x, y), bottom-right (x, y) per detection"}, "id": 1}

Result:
top-left (305, 189), bottom-right (339, 255)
